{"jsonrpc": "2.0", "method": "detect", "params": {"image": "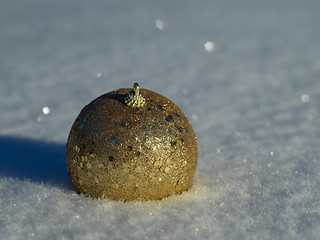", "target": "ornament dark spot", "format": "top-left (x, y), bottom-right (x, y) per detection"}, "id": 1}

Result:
top-left (128, 146), bottom-right (133, 151)
top-left (141, 125), bottom-right (146, 130)
top-left (88, 141), bottom-right (95, 154)
top-left (81, 143), bottom-right (87, 152)
top-left (109, 156), bottom-right (114, 161)
top-left (86, 116), bottom-right (93, 122)
top-left (171, 131), bottom-right (178, 138)
top-left (165, 115), bottom-right (174, 122)
top-left (175, 124), bottom-right (183, 133)
top-left (176, 179), bottom-right (180, 187)
top-left (147, 107), bottom-right (152, 111)
top-left (170, 140), bottom-right (177, 146)
top-left (158, 105), bottom-right (164, 111)
top-left (175, 113), bottom-right (180, 117)
top-left (136, 151), bottom-right (140, 157)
